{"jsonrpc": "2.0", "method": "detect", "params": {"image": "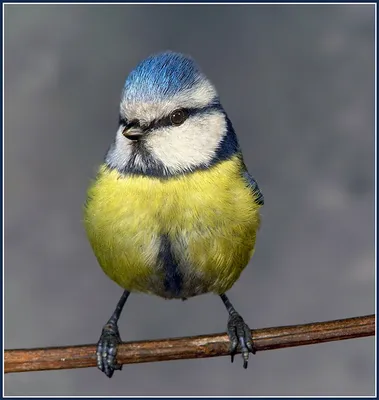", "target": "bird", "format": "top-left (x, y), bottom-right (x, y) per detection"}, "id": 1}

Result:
top-left (84, 51), bottom-right (264, 378)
